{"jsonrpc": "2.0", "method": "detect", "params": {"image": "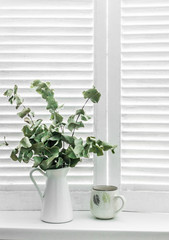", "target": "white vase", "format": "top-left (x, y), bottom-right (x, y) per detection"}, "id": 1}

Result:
top-left (30, 167), bottom-right (73, 223)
